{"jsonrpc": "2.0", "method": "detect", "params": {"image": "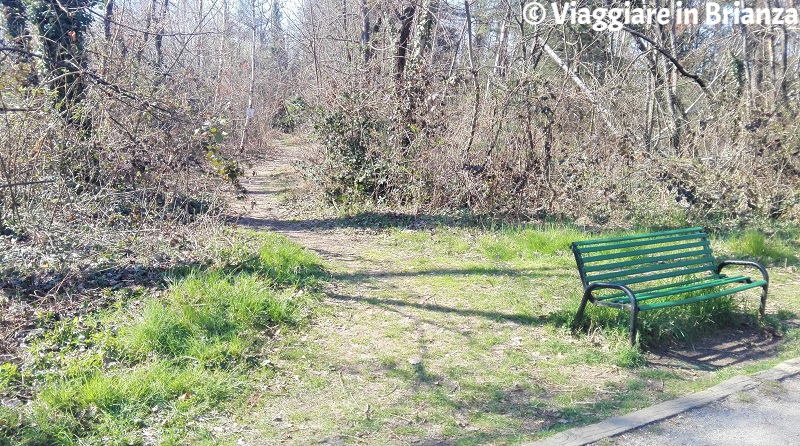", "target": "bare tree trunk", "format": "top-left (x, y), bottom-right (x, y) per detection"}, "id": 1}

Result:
top-left (447, 20), bottom-right (467, 78)
top-left (742, 23), bottom-right (755, 114)
top-left (342, 0), bottom-right (351, 63)
top-left (213, 0), bottom-right (228, 110)
top-left (780, 23), bottom-right (789, 103)
top-left (463, 0), bottom-right (480, 160)
top-left (395, 6), bottom-right (415, 81)
top-left (104, 0), bottom-right (114, 40)
top-left (361, 0), bottom-right (371, 63)
top-left (239, 0), bottom-right (257, 153)
top-left (155, 0), bottom-right (169, 70)
top-left (309, 1), bottom-right (322, 88)
top-left (486, 6), bottom-right (510, 93)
